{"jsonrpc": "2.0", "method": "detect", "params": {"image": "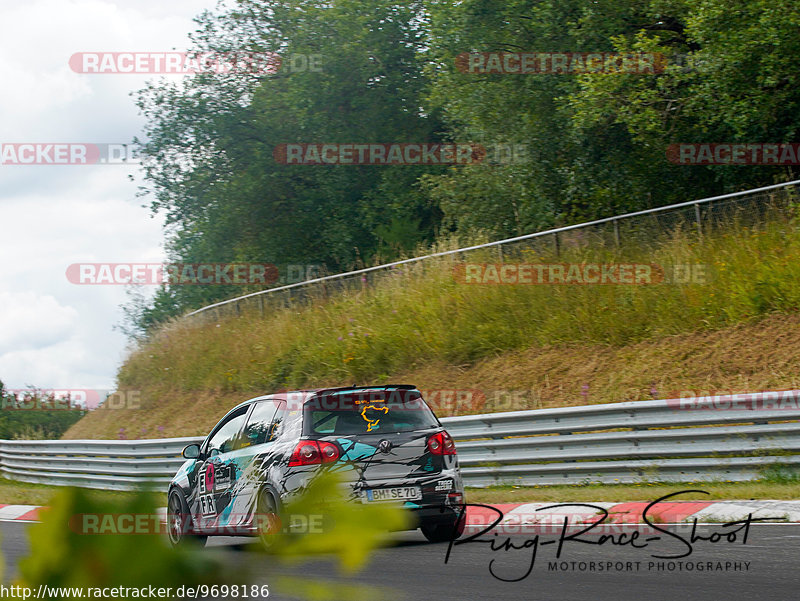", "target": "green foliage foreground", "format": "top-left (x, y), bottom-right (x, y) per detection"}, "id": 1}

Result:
top-left (18, 488), bottom-right (234, 591)
top-left (16, 472), bottom-right (409, 599)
